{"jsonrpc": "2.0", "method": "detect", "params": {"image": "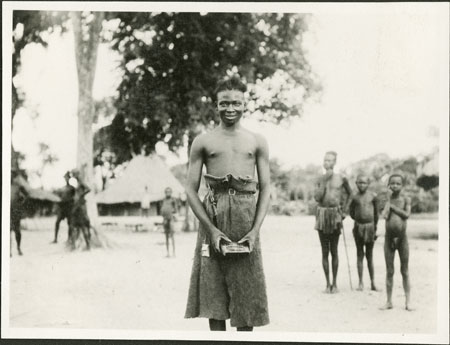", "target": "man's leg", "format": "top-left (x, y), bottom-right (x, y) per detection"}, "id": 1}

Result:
top-left (365, 241), bottom-right (377, 291)
top-left (165, 230), bottom-right (170, 257)
top-left (14, 225), bottom-right (23, 256)
top-left (171, 233), bottom-right (176, 257)
top-left (53, 213), bottom-right (63, 243)
top-left (399, 236), bottom-right (412, 310)
top-left (355, 238), bottom-right (365, 291)
top-left (80, 225), bottom-right (91, 250)
top-left (318, 231), bottom-right (331, 292)
top-left (209, 319), bottom-right (226, 331)
top-left (381, 238), bottom-right (395, 309)
top-left (330, 232), bottom-right (340, 293)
